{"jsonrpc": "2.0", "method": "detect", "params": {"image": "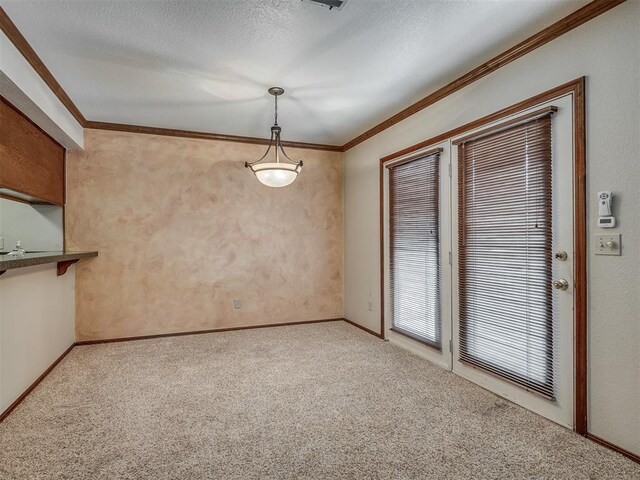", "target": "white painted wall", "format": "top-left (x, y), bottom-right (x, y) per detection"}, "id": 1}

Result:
top-left (0, 30), bottom-right (83, 150)
top-left (0, 198), bottom-right (64, 252)
top-left (344, 2), bottom-right (639, 456)
top-left (0, 264), bottom-right (75, 413)
top-left (0, 22), bottom-right (79, 417)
